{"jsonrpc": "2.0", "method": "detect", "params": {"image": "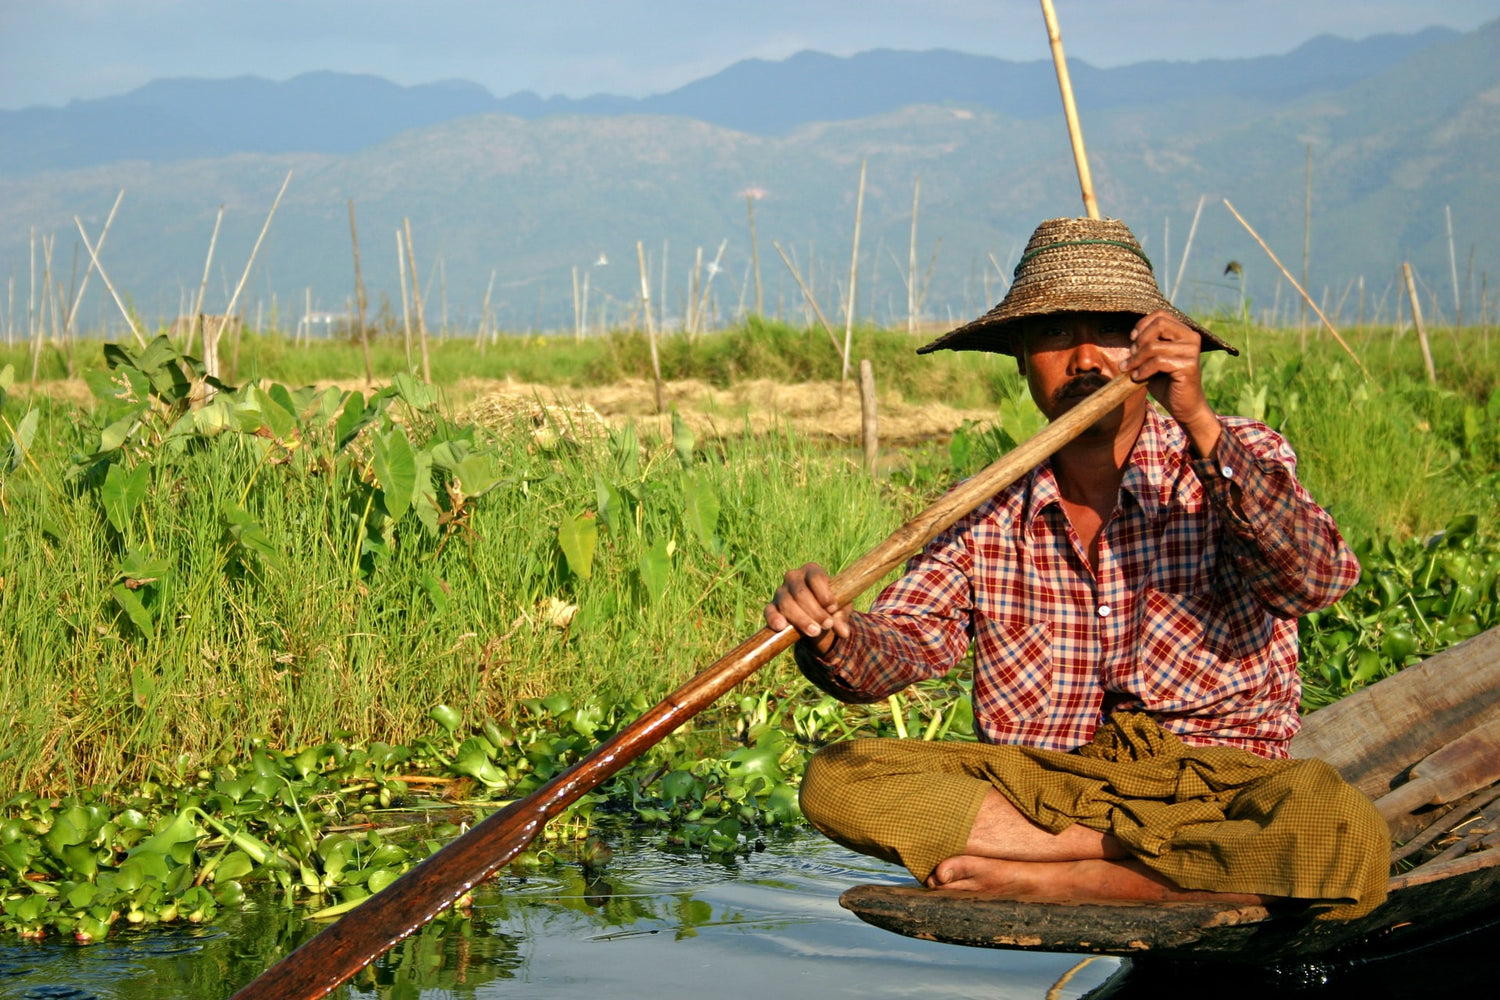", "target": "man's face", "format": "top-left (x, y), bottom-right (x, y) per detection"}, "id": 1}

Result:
top-left (1017, 311), bottom-right (1142, 428)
